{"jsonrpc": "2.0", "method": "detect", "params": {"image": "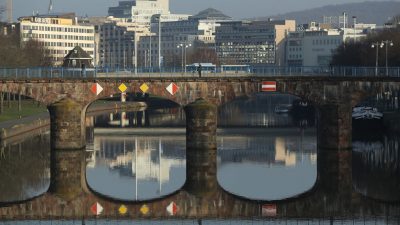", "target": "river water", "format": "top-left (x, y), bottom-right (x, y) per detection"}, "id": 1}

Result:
top-left (0, 93), bottom-right (399, 222)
